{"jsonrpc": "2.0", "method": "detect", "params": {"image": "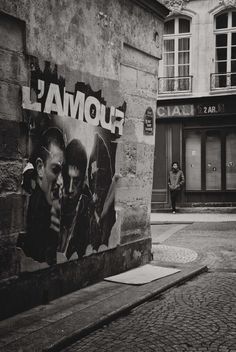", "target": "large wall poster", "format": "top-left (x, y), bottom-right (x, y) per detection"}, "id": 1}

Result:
top-left (17, 57), bottom-right (126, 270)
